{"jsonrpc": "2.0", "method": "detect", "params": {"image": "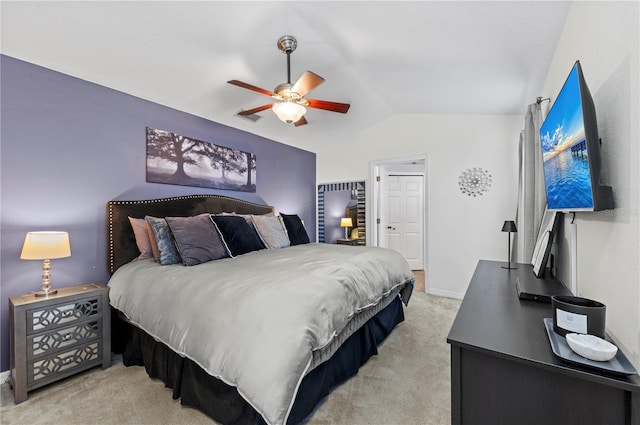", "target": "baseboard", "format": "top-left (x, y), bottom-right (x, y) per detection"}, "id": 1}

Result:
top-left (427, 288), bottom-right (465, 300)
